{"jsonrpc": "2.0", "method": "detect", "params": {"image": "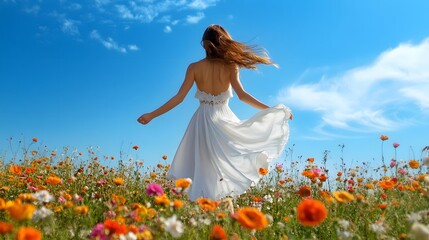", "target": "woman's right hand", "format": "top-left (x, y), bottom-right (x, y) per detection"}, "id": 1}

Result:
top-left (137, 113), bottom-right (154, 125)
